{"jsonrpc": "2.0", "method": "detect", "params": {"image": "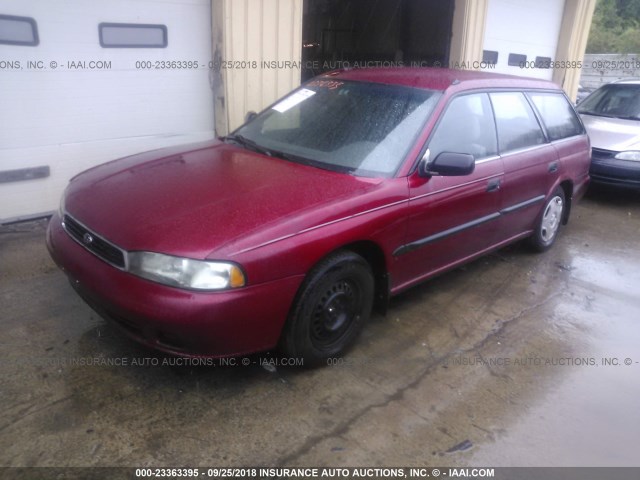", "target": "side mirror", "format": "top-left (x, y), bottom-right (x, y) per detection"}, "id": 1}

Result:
top-left (420, 151), bottom-right (475, 177)
top-left (244, 111), bottom-right (258, 123)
